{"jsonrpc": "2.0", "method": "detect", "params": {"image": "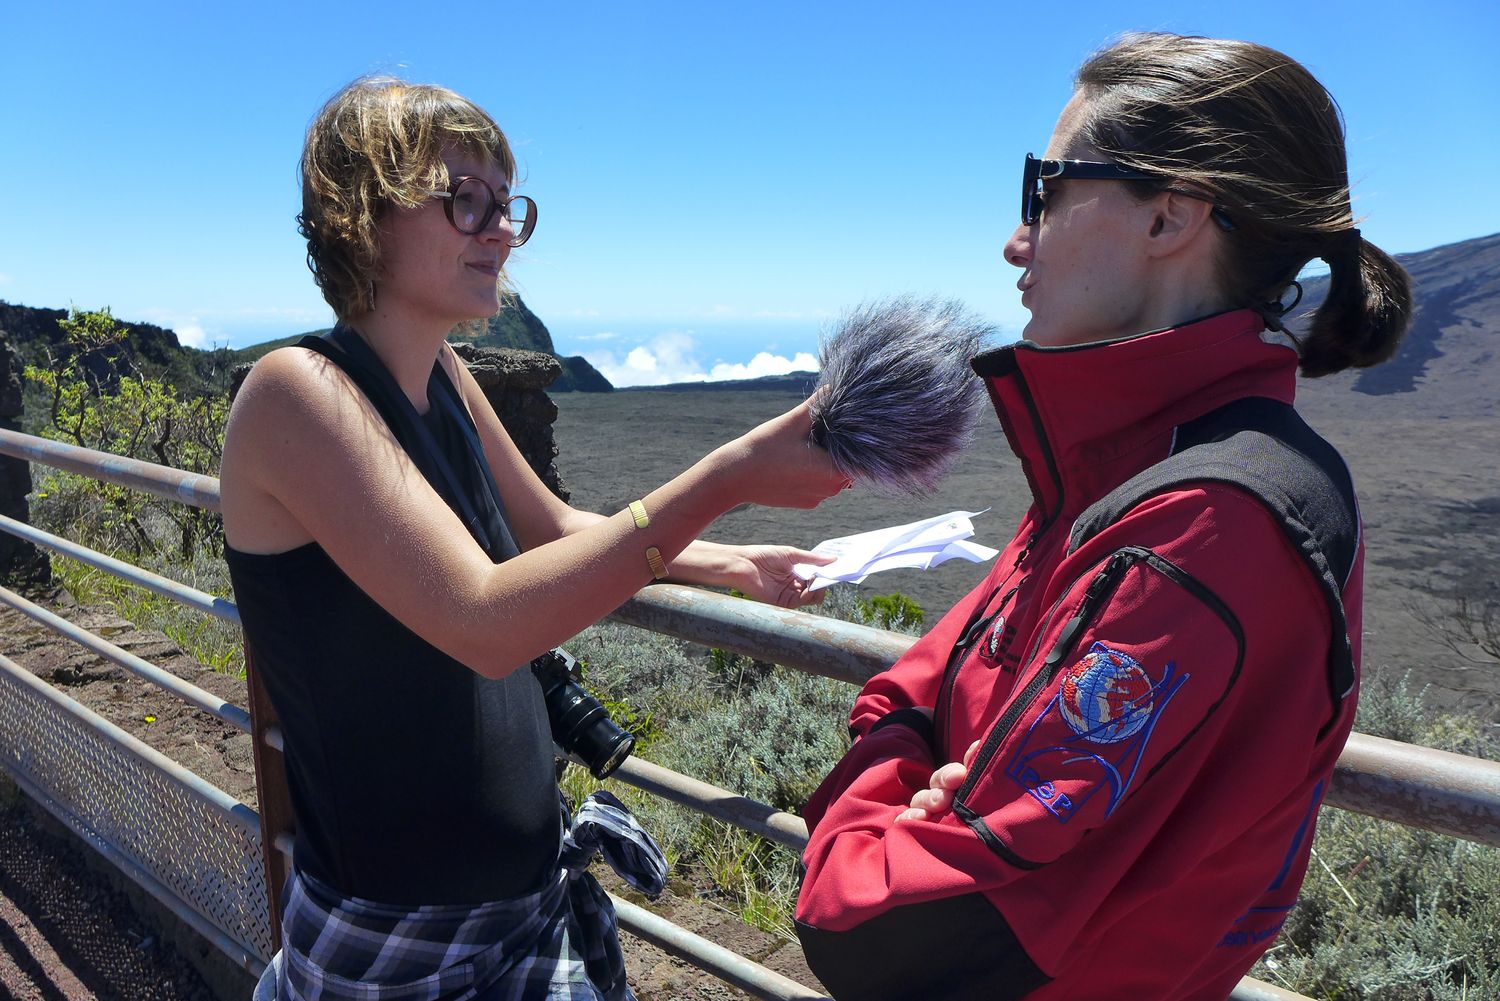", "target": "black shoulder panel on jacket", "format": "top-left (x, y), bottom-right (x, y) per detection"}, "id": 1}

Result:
top-left (796, 892), bottom-right (1050, 1001)
top-left (1067, 397), bottom-right (1357, 724)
